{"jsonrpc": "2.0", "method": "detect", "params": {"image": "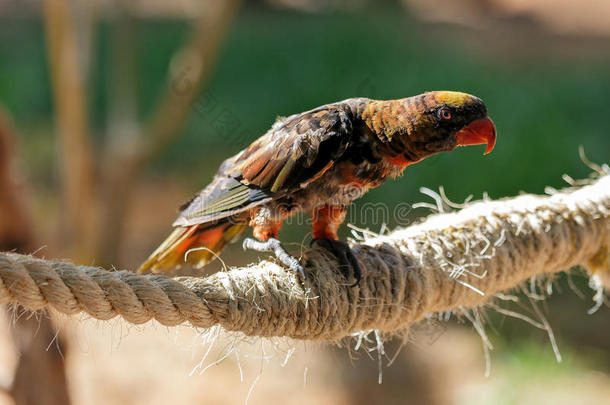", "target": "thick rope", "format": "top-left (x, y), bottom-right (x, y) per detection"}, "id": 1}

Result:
top-left (1, 176), bottom-right (608, 340)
